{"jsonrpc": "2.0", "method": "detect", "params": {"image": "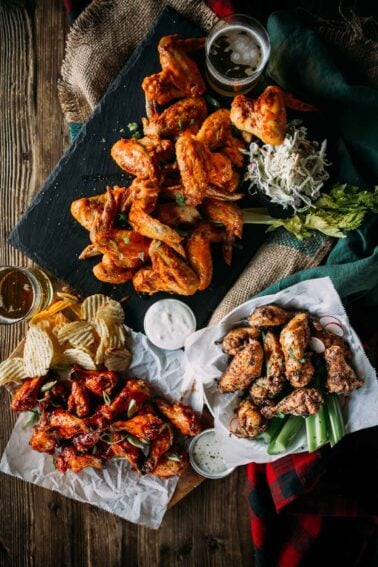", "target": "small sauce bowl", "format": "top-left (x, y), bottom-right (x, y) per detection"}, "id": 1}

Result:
top-left (188, 428), bottom-right (235, 479)
top-left (143, 299), bottom-right (196, 350)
